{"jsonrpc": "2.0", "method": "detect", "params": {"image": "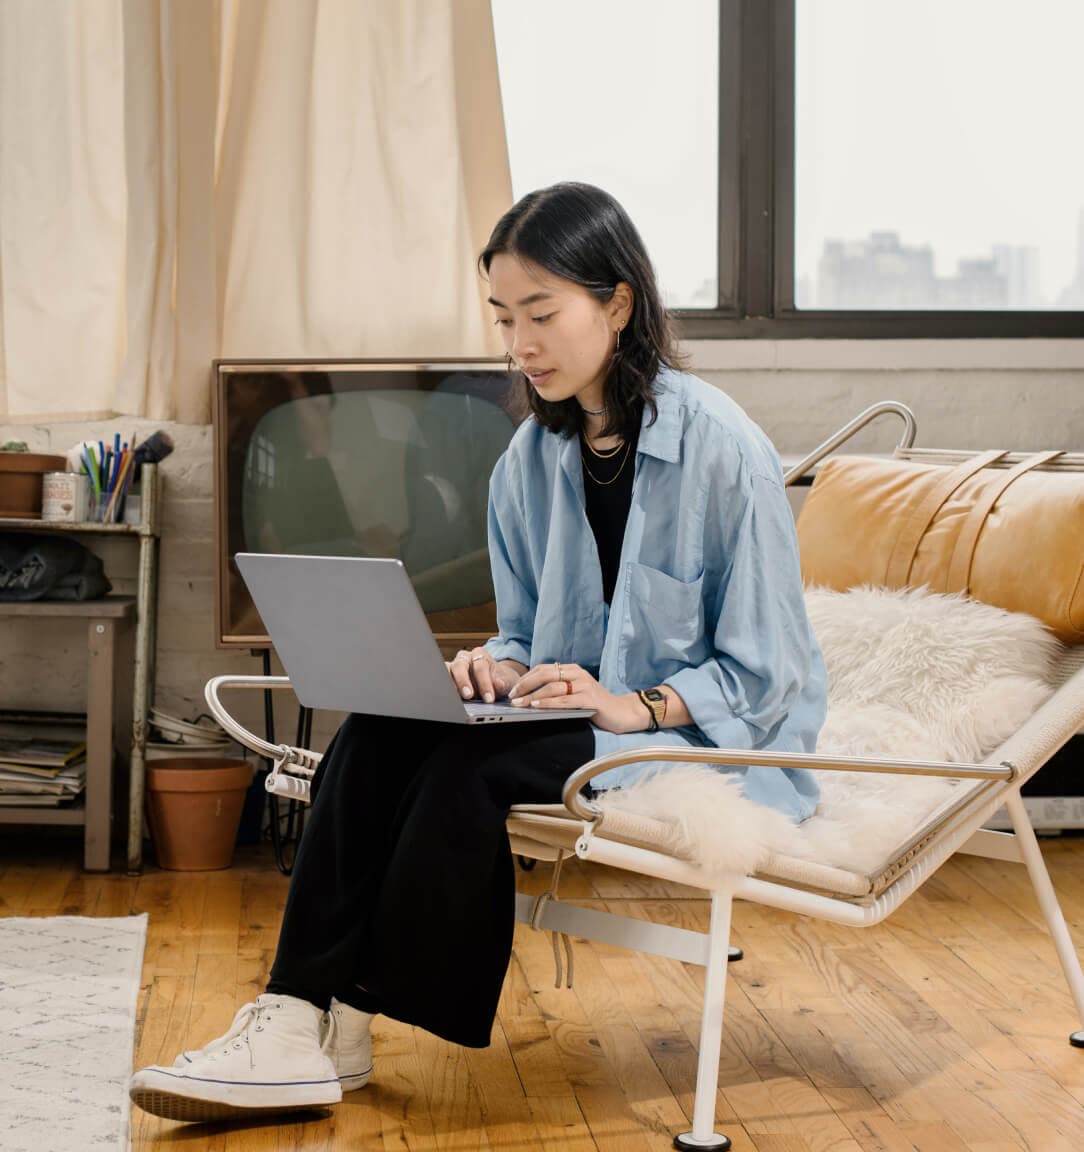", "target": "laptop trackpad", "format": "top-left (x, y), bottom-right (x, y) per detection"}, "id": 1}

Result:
top-left (464, 701), bottom-right (594, 721)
